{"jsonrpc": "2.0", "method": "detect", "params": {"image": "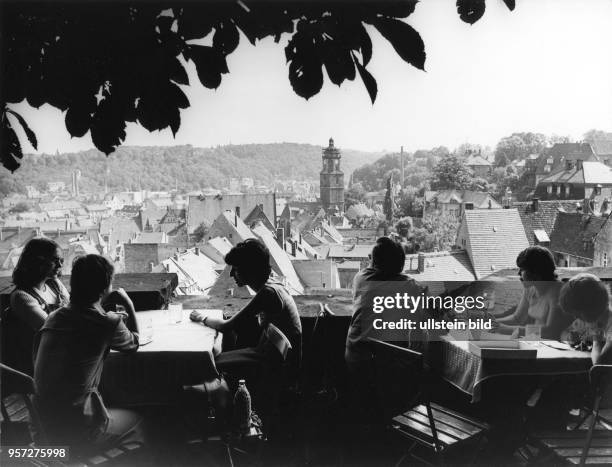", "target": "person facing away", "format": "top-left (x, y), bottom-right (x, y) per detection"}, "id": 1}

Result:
top-left (190, 238), bottom-right (302, 377)
top-left (345, 236), bottom-right (425, 373)
top-left (5, 238), bottom-right (69, 375)
top-left (496, 245), bottom-right (573, 340)
top-left (33, 254), bottom-right (141, 450)
top-left (560, 273), bottom-right (612, 365)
